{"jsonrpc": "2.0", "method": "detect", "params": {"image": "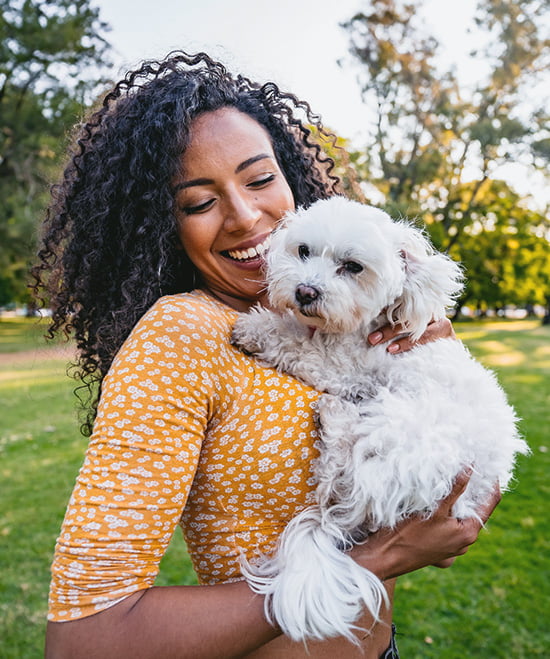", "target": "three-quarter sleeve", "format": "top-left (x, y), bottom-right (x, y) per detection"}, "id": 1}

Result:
top-left (48, 297), bottom-right (216, 621)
